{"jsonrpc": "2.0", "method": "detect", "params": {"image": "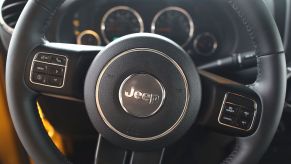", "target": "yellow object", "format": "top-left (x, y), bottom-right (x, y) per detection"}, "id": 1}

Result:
top-left (37, 102), bottom-right (66, 155)
top-left (0, 55), bottom-right (22, 164)
top-left (73, 19), bottom-right (80, 27)
top-left (74, 30), bottom-right (80, 36)
top-left (0, 54), bottom-right (66, 163)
